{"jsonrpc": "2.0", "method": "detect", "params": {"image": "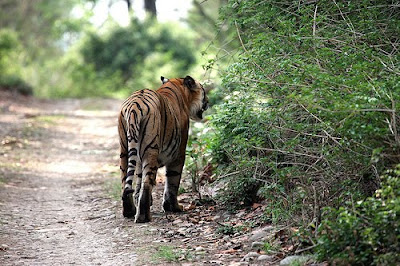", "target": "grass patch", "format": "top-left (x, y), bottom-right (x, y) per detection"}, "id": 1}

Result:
top-left (34, 115), bottom-right (65, 125)
top-left (263, 241), bottom-right (279, 254)
top-left (152, 245), bottom-right (189, 263)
